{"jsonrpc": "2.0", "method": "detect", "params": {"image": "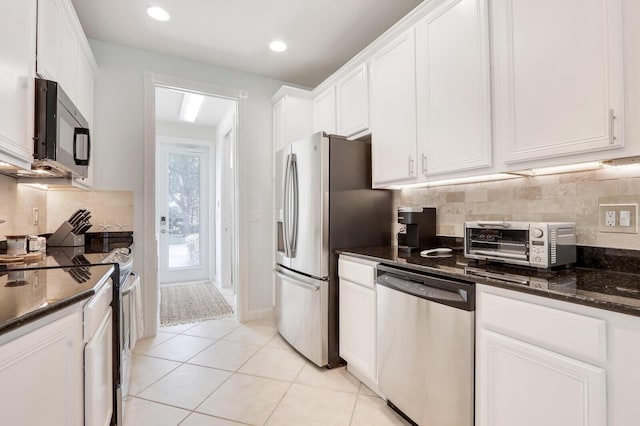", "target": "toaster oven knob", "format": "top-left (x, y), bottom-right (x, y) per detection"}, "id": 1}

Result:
top-left (532, 227), bottom-right (544, 238)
